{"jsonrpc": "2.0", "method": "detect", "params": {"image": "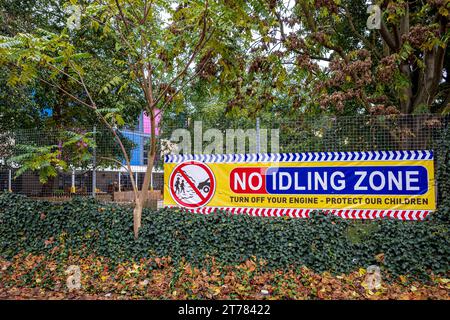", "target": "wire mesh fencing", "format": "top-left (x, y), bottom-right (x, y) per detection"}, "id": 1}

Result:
top-left (0, 128), bottom-right (164, 201)
top-left (0, 114), bottom-right (448, 203)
